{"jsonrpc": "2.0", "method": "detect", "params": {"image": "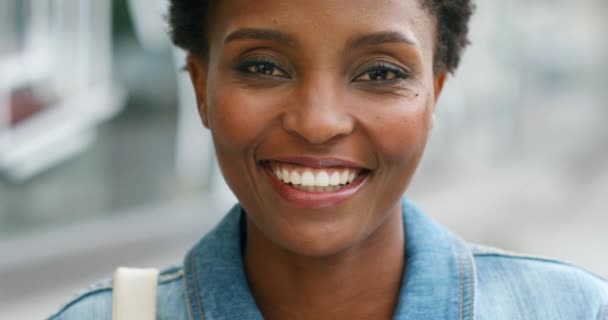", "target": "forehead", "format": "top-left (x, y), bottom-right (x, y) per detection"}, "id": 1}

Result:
top-left (207, 0), bottom-right (436, 55)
